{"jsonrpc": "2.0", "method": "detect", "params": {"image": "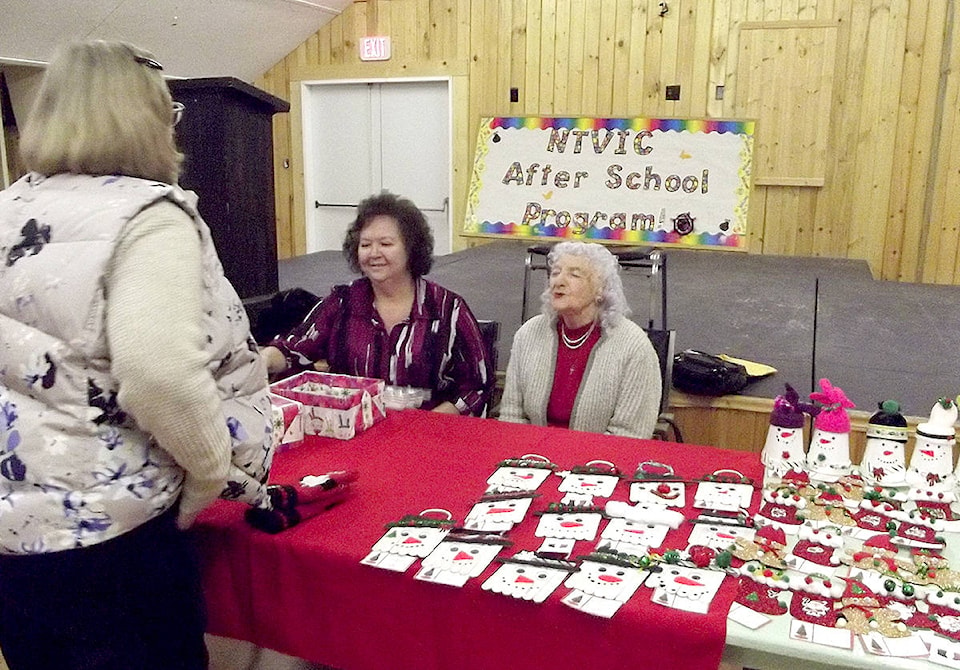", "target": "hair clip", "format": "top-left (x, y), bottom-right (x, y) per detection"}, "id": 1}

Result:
top-left (134, 55), bottom-right (164, 70)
